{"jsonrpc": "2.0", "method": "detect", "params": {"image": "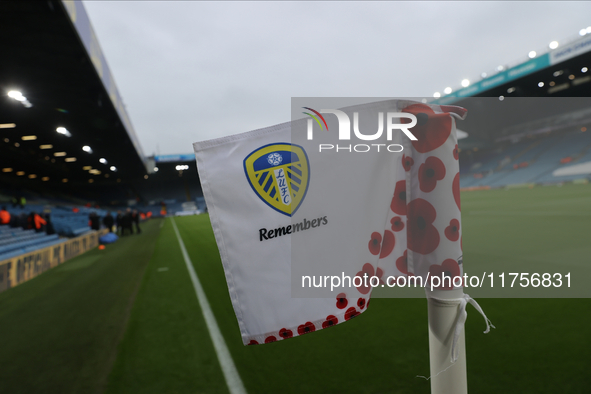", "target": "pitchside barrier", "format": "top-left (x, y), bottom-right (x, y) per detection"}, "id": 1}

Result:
top-left (0, 229), bottom-right (109, 293)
